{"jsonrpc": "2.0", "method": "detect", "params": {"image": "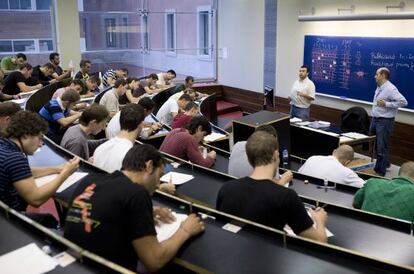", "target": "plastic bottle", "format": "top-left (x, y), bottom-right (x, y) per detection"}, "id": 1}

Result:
top-left (282, 148), bottom-right (289, 167)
